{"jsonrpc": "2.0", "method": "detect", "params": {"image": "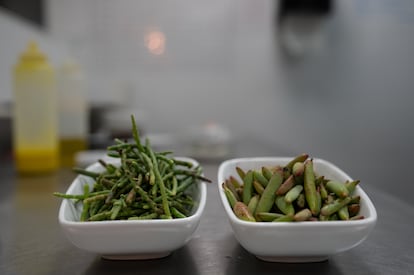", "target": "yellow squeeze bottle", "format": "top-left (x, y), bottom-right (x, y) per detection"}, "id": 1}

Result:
top-left (12, 41), bottom-right (59, 174)
top-left (57, 59), bottom-right (88, 167)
